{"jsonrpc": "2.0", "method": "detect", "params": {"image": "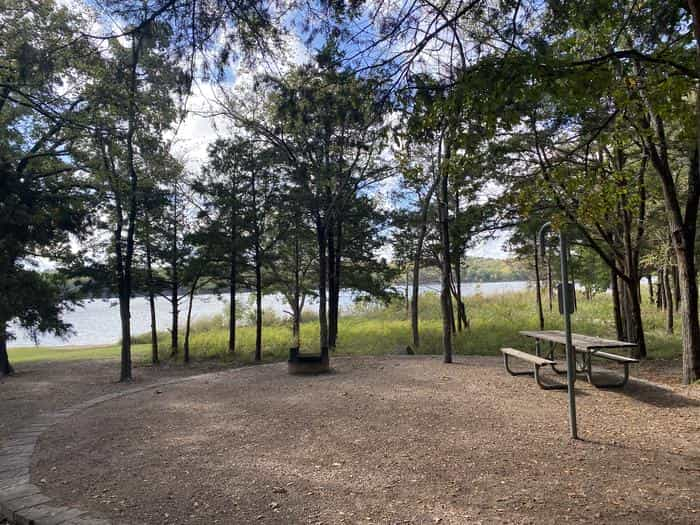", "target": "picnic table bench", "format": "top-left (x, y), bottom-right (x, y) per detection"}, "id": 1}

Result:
top-left (500, 330), bottom-right (639, 389)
